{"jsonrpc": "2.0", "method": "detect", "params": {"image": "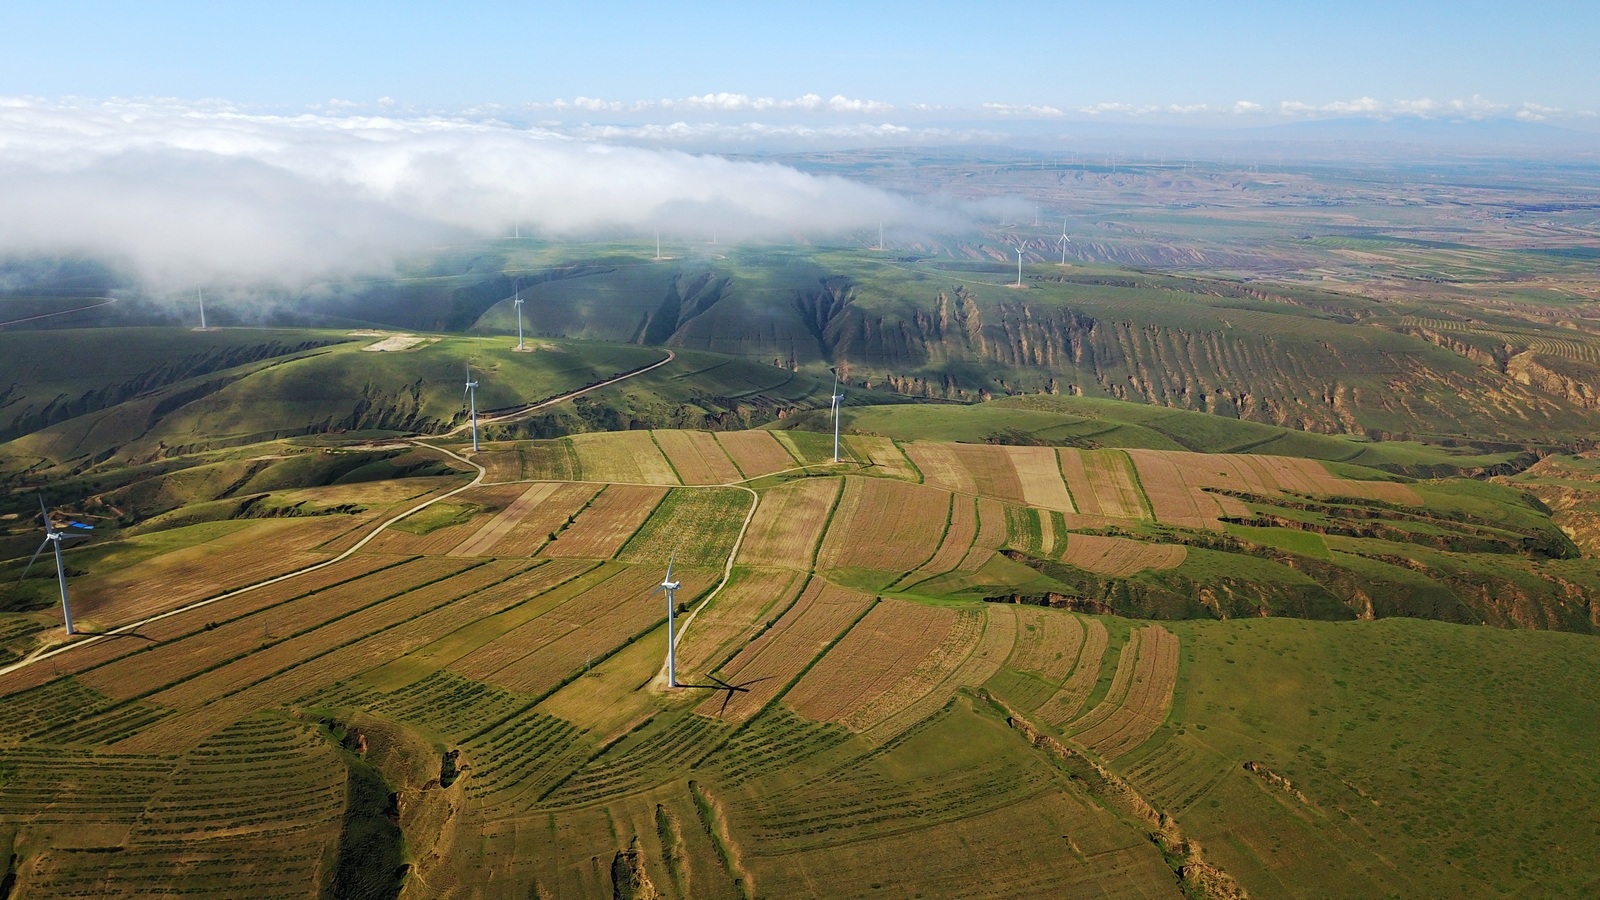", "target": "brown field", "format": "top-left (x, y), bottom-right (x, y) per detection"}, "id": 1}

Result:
top-left (714, 431), bottom-right (798, 479)
top-left (1038, 617), bottom-right (1111, 726)
top-left (1059, 450), bottom-right (1149, 520)
top-left (956, 498), bottom-right (1009, 571)
top-left (815, 478), bottom-right (951, 574)
top-left (899, 496), bottom-right (978, 583)
top-left (1059, 534), bottom-right (1188, 576)
top-left (951, 443), bottom-right (1027, 503)
top-left (844, 435), bottom-right (919, 480)
top-left (674, 568), bottom-right (807, 681)
top-left (785, 599), bottom-right (958, 724)
top-left (903, 443), bottom-right (976, 496)
top-left (568, 431), bottom-right (679, 484)
top-left (77, 556), bottom-right (475, 700)
top-left (464, 567), bottom-right (714, 696)
top-left (653, 430), bottom-right (743, 485)
top-left (1187, 452), bottom-right (1422, 506)
top-left (1008, 606), bottom-right (1085, 682)
top-left (1005, 446), bottom-right (1077, 511)
top-left (1124, 449), bottom-right (1227, 529)
top-left (476, 482), bottom-right (602, 557)
top-left (449, 482), bottom-right (560, 556)
top-left (293, 475), bottom-right (471, 545)
top-left (698, 579), bottom-right (875, 722)
top-left (136, 560), bottom-right (524, 712)
top-left (442, 565), bottom-right (702, 688)
top-left (366, 483), bottom-right (535, 555)
top-left (735, 478), bottom-right (841, 569)
top-left (541, 485), bottom-right (667, 558)
top-left (114, 560), bottom-right (580, 754)
top-left (508, 439), bottom-right (582, 482)
top-left (1071, 625), bottom-right (1180, 760)
top-left (1066, 628), bottom-right (1143, 736)
top-left (859, 604), bottom-right (1017, 740)
top-left (476, 448), bottom-right (523, 483)
top-left (71, 518), bottom-right (364, 624)
top-left (0, 553), bottom-right (404, 698)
